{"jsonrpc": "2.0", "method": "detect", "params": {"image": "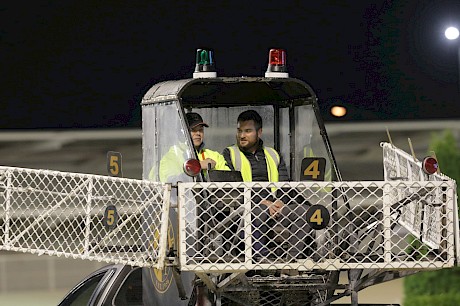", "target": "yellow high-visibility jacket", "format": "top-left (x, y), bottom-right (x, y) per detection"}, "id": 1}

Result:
top-left (149, 143), bottom-right (229, 182)
top-left (226, 145), bottom-right (280, 182)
